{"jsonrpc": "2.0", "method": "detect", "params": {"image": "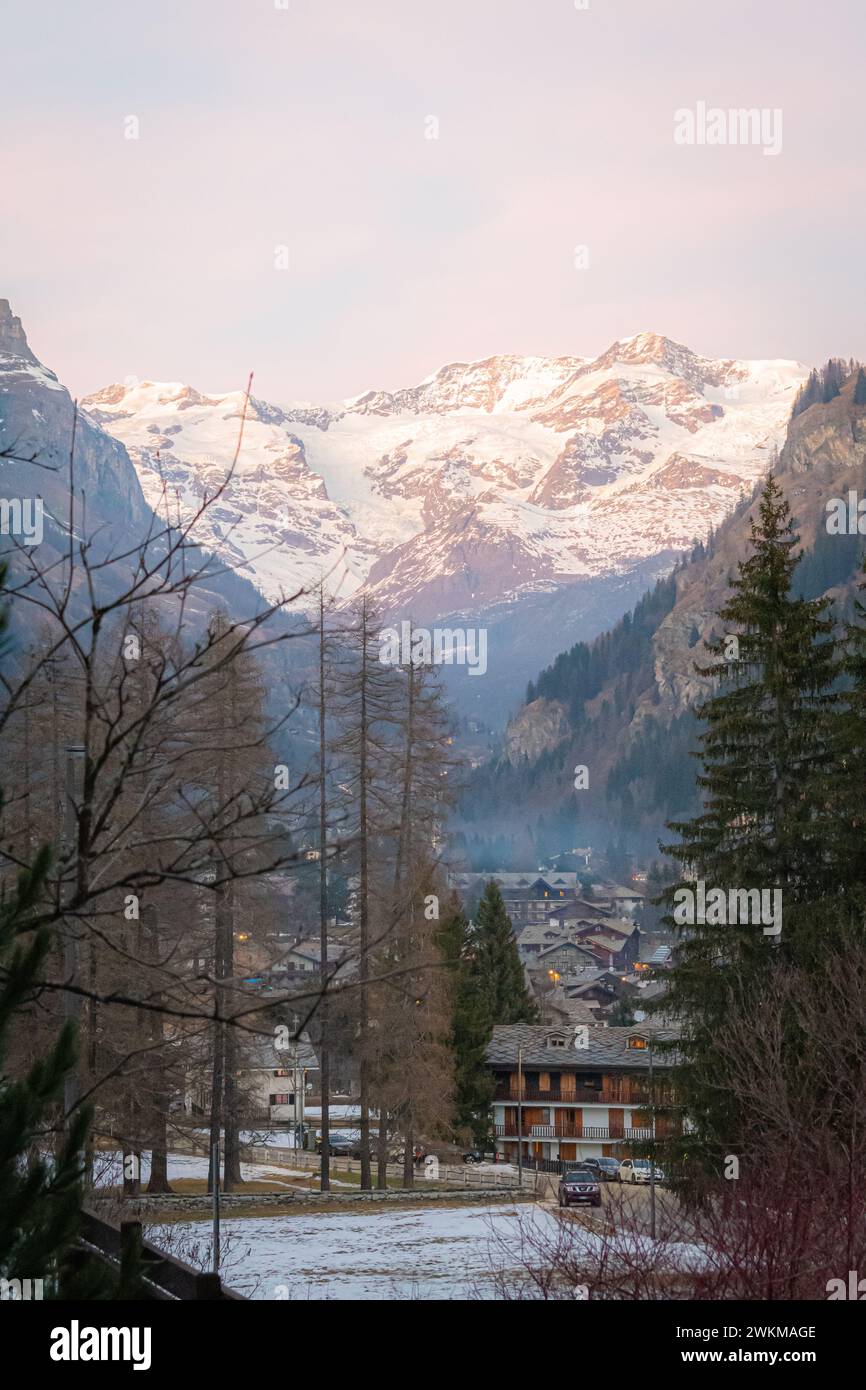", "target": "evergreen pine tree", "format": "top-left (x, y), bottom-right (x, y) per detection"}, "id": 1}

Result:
top-left (853, 367), bottom-right (866, 405)
top-left (823, 558), bottom-right (866, 903)
top-left (437, 896), bottom-right (495, 1144)
top-left (470, 881), bottom-right (538, 1026)
top-left (657, 475), bottom-right (837, 1165)
top-left (0, 564), bottom-right (111, 1297)
top-left (792, 367), bottom-right (820, 416)
top-left (0, 848), bottom-right (97, 1295)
